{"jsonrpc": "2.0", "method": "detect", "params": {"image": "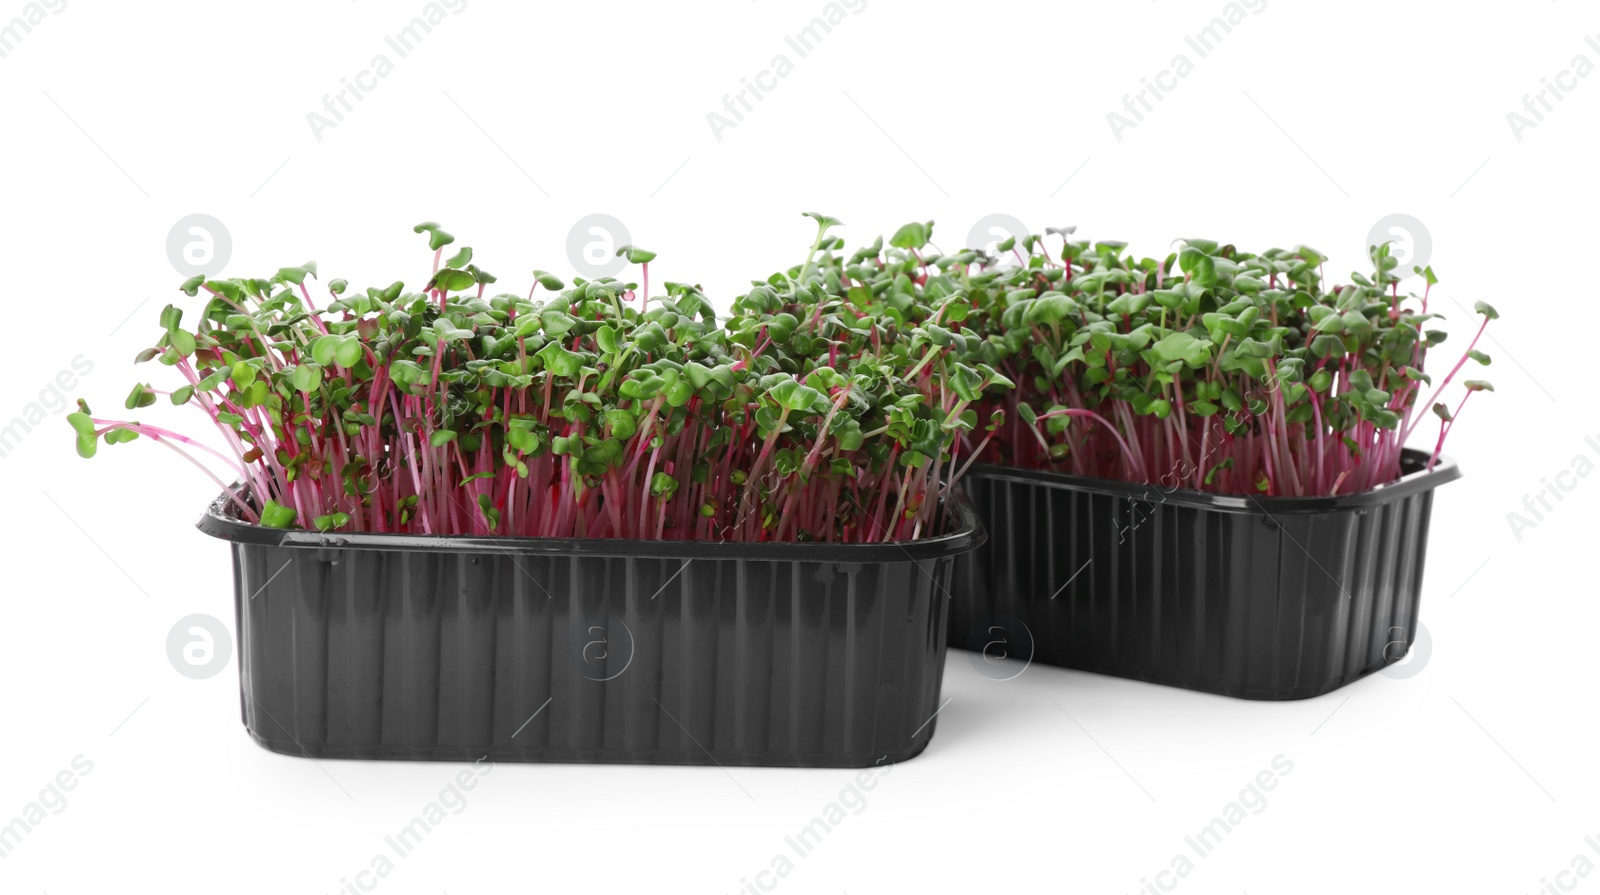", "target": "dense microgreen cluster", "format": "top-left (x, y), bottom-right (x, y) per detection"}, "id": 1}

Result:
top-left (69, 216), bottom-right (1007, 542)
top-left (860, 223), bottom-right (1494, 496)
top-left (71, 215), bottom-right (1492, 532)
